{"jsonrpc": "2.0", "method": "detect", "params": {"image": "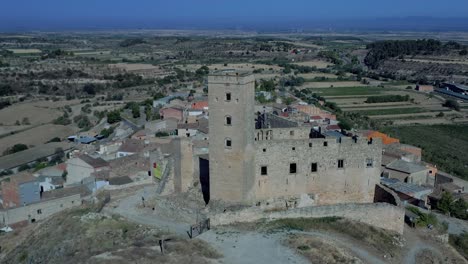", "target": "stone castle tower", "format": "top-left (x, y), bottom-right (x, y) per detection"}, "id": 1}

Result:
top-left (208, 71), bottom-right (256, 204)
